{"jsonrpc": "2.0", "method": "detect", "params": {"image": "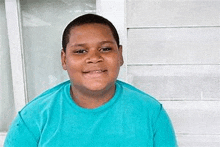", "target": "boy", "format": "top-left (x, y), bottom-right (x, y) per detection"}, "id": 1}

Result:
top-left (4, 14), bottom-right (177, 146)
